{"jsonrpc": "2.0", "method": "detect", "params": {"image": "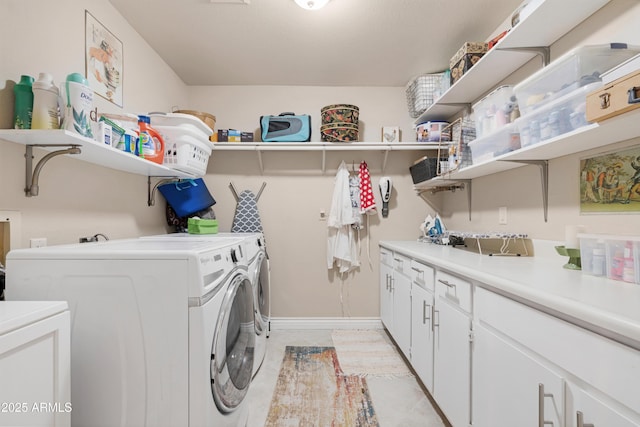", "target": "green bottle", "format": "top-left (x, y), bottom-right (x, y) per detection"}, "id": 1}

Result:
top-left (13, 75), bottom-right (35, 129)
